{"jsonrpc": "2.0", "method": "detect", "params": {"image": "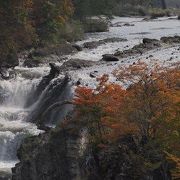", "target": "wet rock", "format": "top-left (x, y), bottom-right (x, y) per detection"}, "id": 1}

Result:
top-left (114, 38), bottom-right (161, 58)
top-left (83, 37), bottom-right (127, 49)
top-left (143, 38), bottom-right (159, 45)
top-left (72, 44), bottom-right (82, 51)
top-left (25, 63), bottom-right (61, 108)
top-left (160, 36), bottom-right (180, 44)
top-left (0, 68), bottom-right (15, 80)
top-left (102, 54), bottom-right (119, 62)
top-left (123, 23), bottom-right (135, 26)
top-left (26, 74), bottom-right (72, 125)
top-left (59, 59), bottom-right (95, 71)
top-left (23, 58), bottom-right (42, 68)
top-left (76, 79), bottom-right (82, 86)
top-left (111, 22), bottom-right (134, 27)
top-left (90, 72), bottom-right (97, 78)
top-left (0, 68), bottom-right (10, 80)
top-left (83, 41), bottom-right (101, 49)
top-left (110, 22), bottom-right (122, 27)
top-left (102, 37), bottom-right (127, 43)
